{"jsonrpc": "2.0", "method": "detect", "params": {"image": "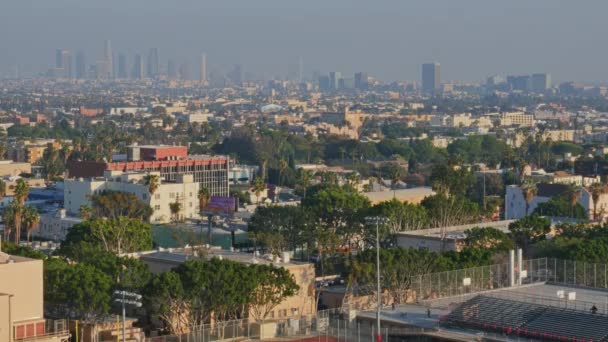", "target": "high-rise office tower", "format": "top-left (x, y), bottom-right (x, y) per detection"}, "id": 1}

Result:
top-left (147, 48), bottom-right (159, 78)
top-left (329, 71), bottom-right (342, 90)
top-left (228, 64), bottom-right (242, 86)
top-left (104, 40), bottom-right (113, 79)
top-left (299, 56), bottom-right (304, 83)
top-left (354, 72), bottom-right (369, 90)
top-left (132, 54), bottom-right (144, 79)
top-left (167, 60), bottom-right (177, 79)
top-left (319, 75), bottom-right (331, 92)
top-left (507, 75), bottom-right (531, 92)
top-left (422, 62), bottom-right (441, 94)
top-left (531, 73), bottom-right (551, 93)
top-left (55, 49), bottom-right (72, 78)
top-left (199, 53), bottom-right (208, 83)
top-left (117, 53), bottom-right (128, 79)
top-left (179, 61), bottom-right (190, 80)
top-left (75, 51), bottom-right (87, 79)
